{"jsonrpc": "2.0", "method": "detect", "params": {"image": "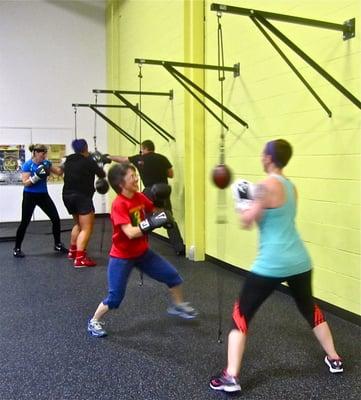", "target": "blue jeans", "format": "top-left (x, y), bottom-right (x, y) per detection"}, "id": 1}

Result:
top-left (103, 249), bottom-right (183, 309)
